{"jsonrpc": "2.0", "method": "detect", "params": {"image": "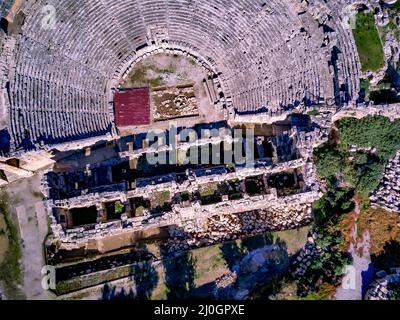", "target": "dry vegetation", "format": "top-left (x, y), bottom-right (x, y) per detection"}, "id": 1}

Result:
top-left (272, 226), bottom-right (311, 255)
top-left (353, 12), bottom-right (385, 72)
top-left (357, 207), bottom-right (400, 255)
top-left (299, 283), bottom-right (337, 300)
top-left (121, 61), bottom-right (175, 88)
top-left (0, 214), bottom-right (8, 264)
top-left (192, 245), bottom-right (229, 287)
top-left (337, 211), bottom-right (358, 252)
top-left (198, 182), bottom-right (219, 197)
